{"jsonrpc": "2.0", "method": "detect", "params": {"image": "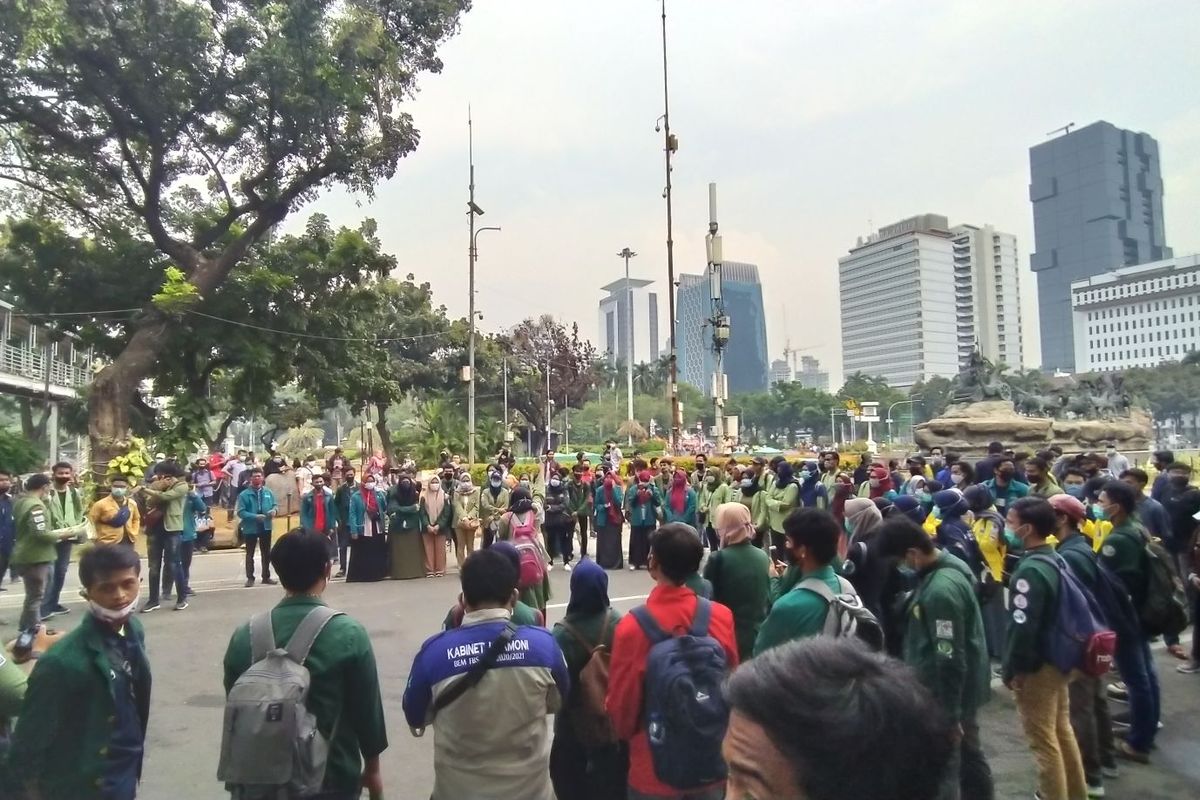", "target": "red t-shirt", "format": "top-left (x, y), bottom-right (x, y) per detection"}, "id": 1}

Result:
top-left (605, 584), bottom-right (740, 796)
